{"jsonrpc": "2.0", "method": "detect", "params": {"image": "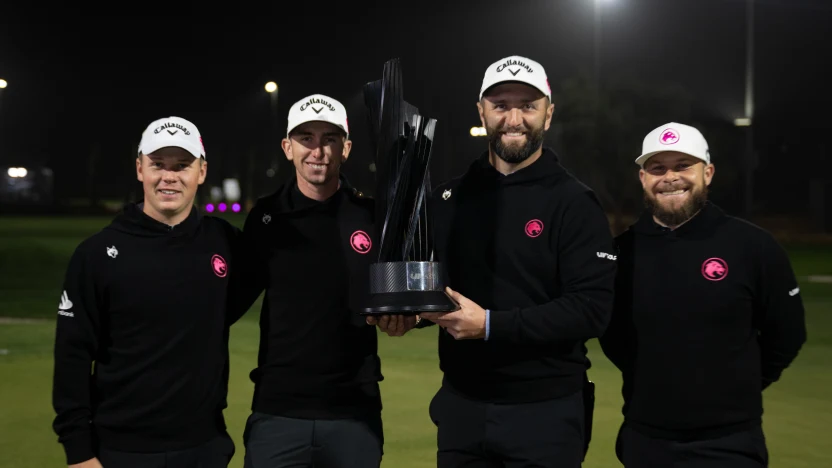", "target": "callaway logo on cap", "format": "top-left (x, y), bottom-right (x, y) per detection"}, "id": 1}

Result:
top-left (635, 122), bottom-right (711, 166)
top-left (479, 55), bottom-right (552, 101)
top-left (138, 116), bottom-right (205, 159)
top-left (286, 94), bottom-right (349, 139)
